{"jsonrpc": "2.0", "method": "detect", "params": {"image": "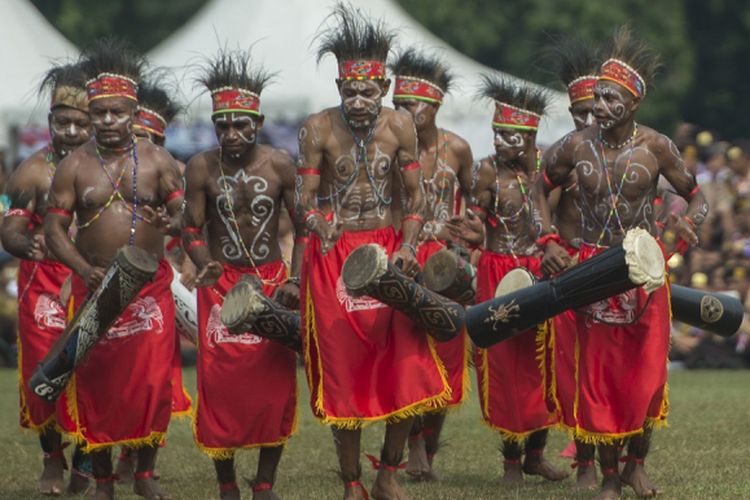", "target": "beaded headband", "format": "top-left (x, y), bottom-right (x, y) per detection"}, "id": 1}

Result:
top-left (492, 101), bottom-right (541, 131)
top-left (211, 87), bottom-right (261, 117)
top-left (86, 73), bottom-right (138, 102)
top-left (133, 106), bottom-right (167, 138)
top-left (338, 59), bottom-right (386, 80)
top-left (51, 85), bottom-right (89, 112)
top-left (567, 75), bottom-right (597, 104)
top-left (599, 58), bottom-right (646, 98)
top-left (393, 76), bottom-right (444, 104)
